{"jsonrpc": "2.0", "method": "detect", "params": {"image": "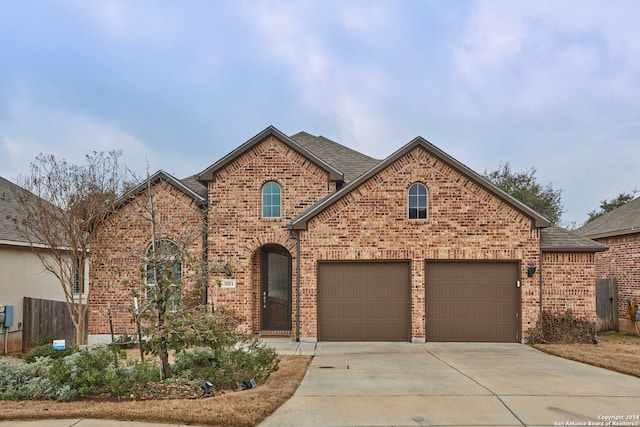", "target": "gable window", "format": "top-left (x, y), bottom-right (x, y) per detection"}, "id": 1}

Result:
top-left (408, 183), bottom-right (428, 220)
top-left (262, 181), bottom-right (281, 218)
top-left (146, 239), bottom-right (182, 309)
